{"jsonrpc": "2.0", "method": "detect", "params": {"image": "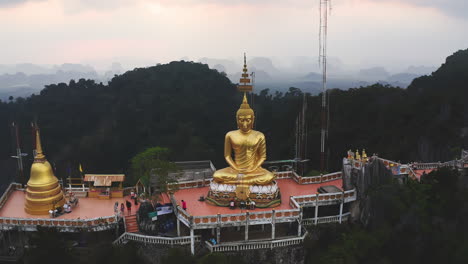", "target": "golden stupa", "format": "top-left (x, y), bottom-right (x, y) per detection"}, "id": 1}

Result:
top-left (24, 128), bottom-right (65, 215)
